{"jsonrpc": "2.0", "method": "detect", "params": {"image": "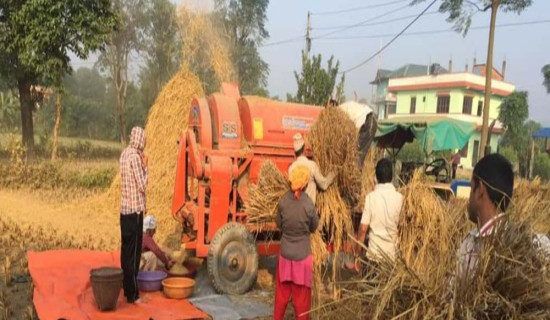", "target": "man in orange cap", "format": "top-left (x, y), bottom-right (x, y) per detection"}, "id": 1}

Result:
top-left (289, 132), bottom-right (335, 205)
top-left (275, 165), bottom-right (318, 320)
